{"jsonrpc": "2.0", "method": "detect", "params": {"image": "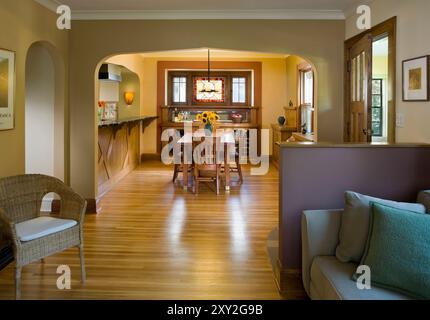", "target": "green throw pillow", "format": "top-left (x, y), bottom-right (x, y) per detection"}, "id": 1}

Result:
top-left (358, 202), bottom-right (430, 299)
